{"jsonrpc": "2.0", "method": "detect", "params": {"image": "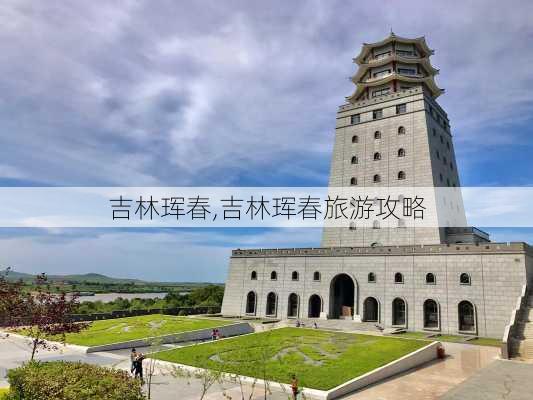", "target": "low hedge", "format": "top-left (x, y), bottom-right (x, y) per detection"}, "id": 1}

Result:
top-left (7, 361), bottom-right (144, 400)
